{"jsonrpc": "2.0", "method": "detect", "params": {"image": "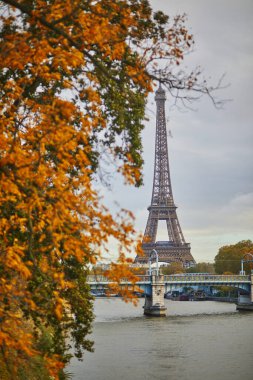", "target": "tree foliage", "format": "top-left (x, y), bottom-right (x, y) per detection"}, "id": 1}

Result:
top-left (186, 262), bottom-right (215, 274)
top-left (161, 262), bottom-right (184, 275)
top-left (0, 0), bottom-right (222, 378)
top-left (214, 240), bottom-right (253, 274)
